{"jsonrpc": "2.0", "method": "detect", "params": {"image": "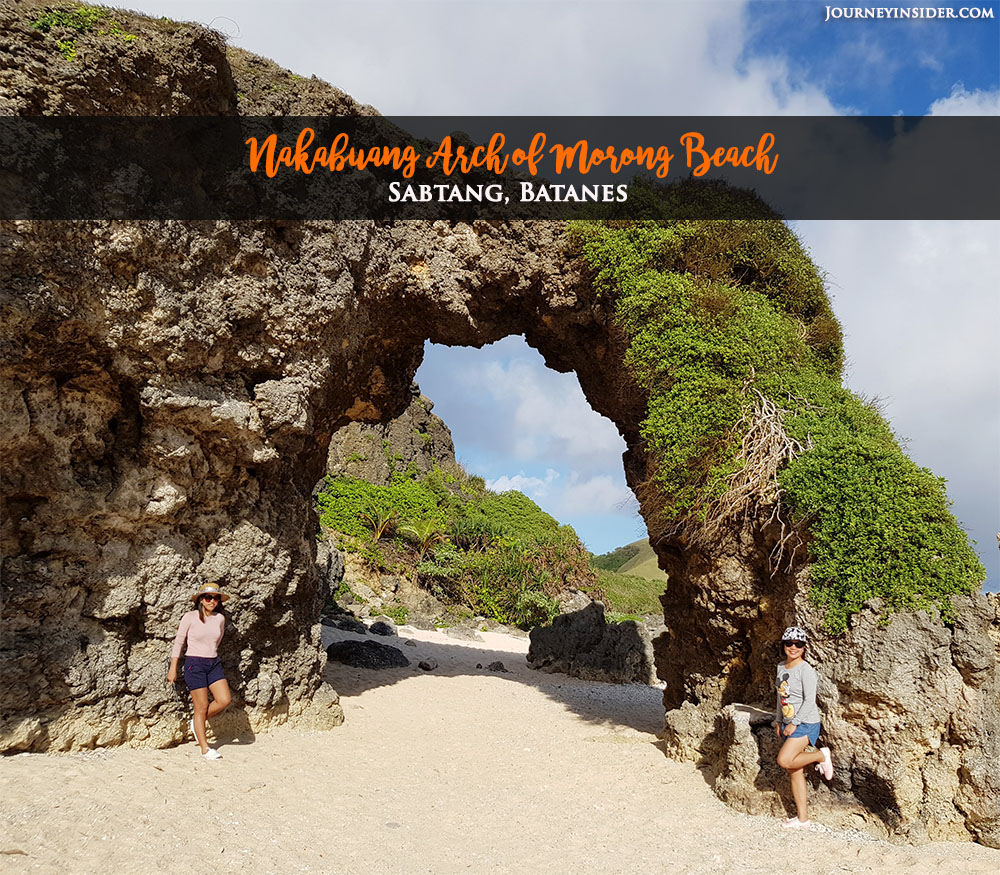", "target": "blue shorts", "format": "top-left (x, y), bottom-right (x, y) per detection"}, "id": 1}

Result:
top-left (788, 721), bottom-right (821, 745)
top-left (183, 656), bottom-right (226, 691)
